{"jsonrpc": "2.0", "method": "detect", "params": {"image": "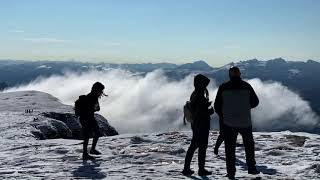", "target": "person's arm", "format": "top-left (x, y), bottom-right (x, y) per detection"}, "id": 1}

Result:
top-left (214, 86), bottom-right (223, 117)
top-left (249, 85), bottom-right (259, 108)
top-left (94, 102), bottom-right (100, 112)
